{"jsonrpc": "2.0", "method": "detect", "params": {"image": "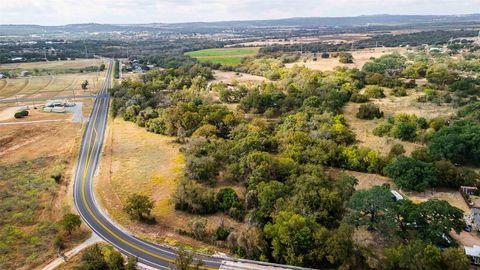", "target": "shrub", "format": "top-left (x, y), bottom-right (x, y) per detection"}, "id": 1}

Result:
top-left (216, 188), bottom-right (242, 212)
top-left (373, 121), bottom-right (393, 137)
top-left (391, 87), bottom-right (407, 97)
top-left (14, 110), bottom-right (29, 119)
top-left (339, 52), bottom-right (353, 63)
top-left (384, 156), bottom-right (438, 191)
top-left (356, 104), bottom-right (383, 120)
top-left (364, 86), bottom-right (385, 99)
top-left (392, 122), bottom-right (417, 141)
top-left (350, 93), bottom-right (369, 103)
top-left (123, 194), bottom-right (154, 221)
top-left (215, 223), bottom-right (231, 241)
